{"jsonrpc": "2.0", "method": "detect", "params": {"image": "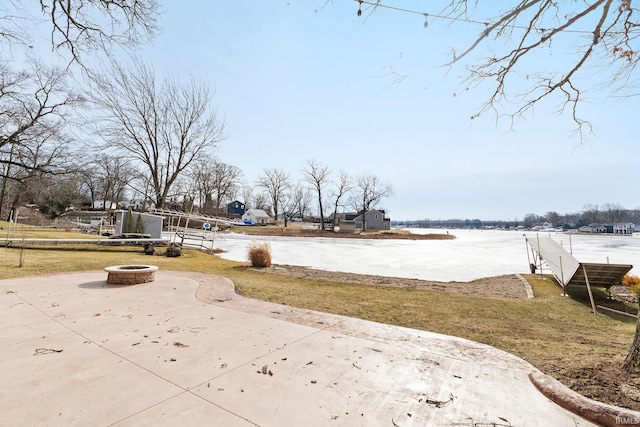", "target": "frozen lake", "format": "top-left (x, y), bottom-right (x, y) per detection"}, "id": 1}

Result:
top-left (171, 229), bottom-right (640, 282)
